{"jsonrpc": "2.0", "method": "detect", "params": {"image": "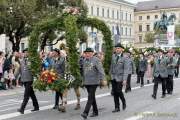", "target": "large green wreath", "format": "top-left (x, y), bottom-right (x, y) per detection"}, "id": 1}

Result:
top-left (28, 10), bottom-right (113, 89)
